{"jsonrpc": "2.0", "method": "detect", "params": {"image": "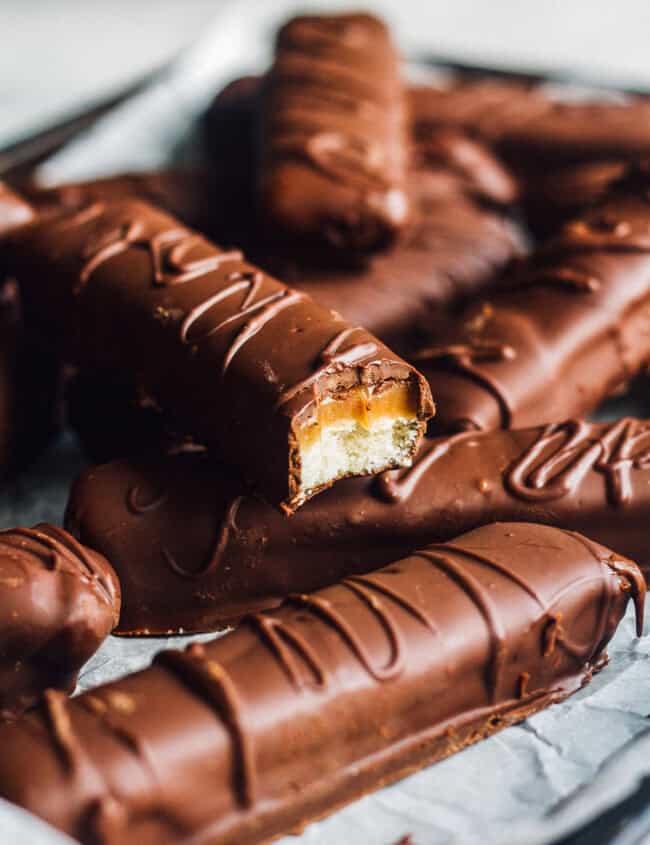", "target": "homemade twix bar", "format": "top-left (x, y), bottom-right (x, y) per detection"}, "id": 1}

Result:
top-left (1, 194), bottom-right (433, 511)
top-left (260, 13), bottom-right (410, 250)
top-left (409, 79), bottom-right (650, 166)
top-left (0, 524), bottom-right (120, 721)
top-left (66, 417), bottom-right (650, 634)
top-left (0, 522), bottom-right (641, 844)
top-left (414, 164), bottom-right (650, 434)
